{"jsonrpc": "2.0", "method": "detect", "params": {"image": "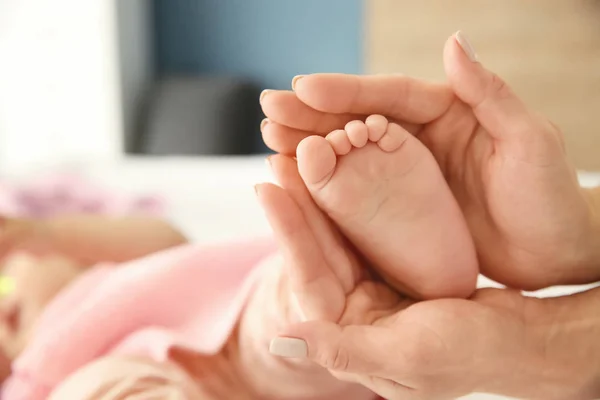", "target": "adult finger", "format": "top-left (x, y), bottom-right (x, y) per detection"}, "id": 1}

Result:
top-left (267, 155), bottom-right (361, 292)
top-left (293, 73), bottom-right (454, 124)
top-left (444, 31), bottom-right (551, 149)
top-left (255, 183), bottom-right (345, 321)
top-left (326, 371), bottom-right (418, 400)
top-left (260, 90), bottom-right (361, 133)
top-left (352, 375), bottom-right (420, 400)
top-left (270, 320), bottom-right (416, 400)
top-left (261, 120), bottom-right (313, 156)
